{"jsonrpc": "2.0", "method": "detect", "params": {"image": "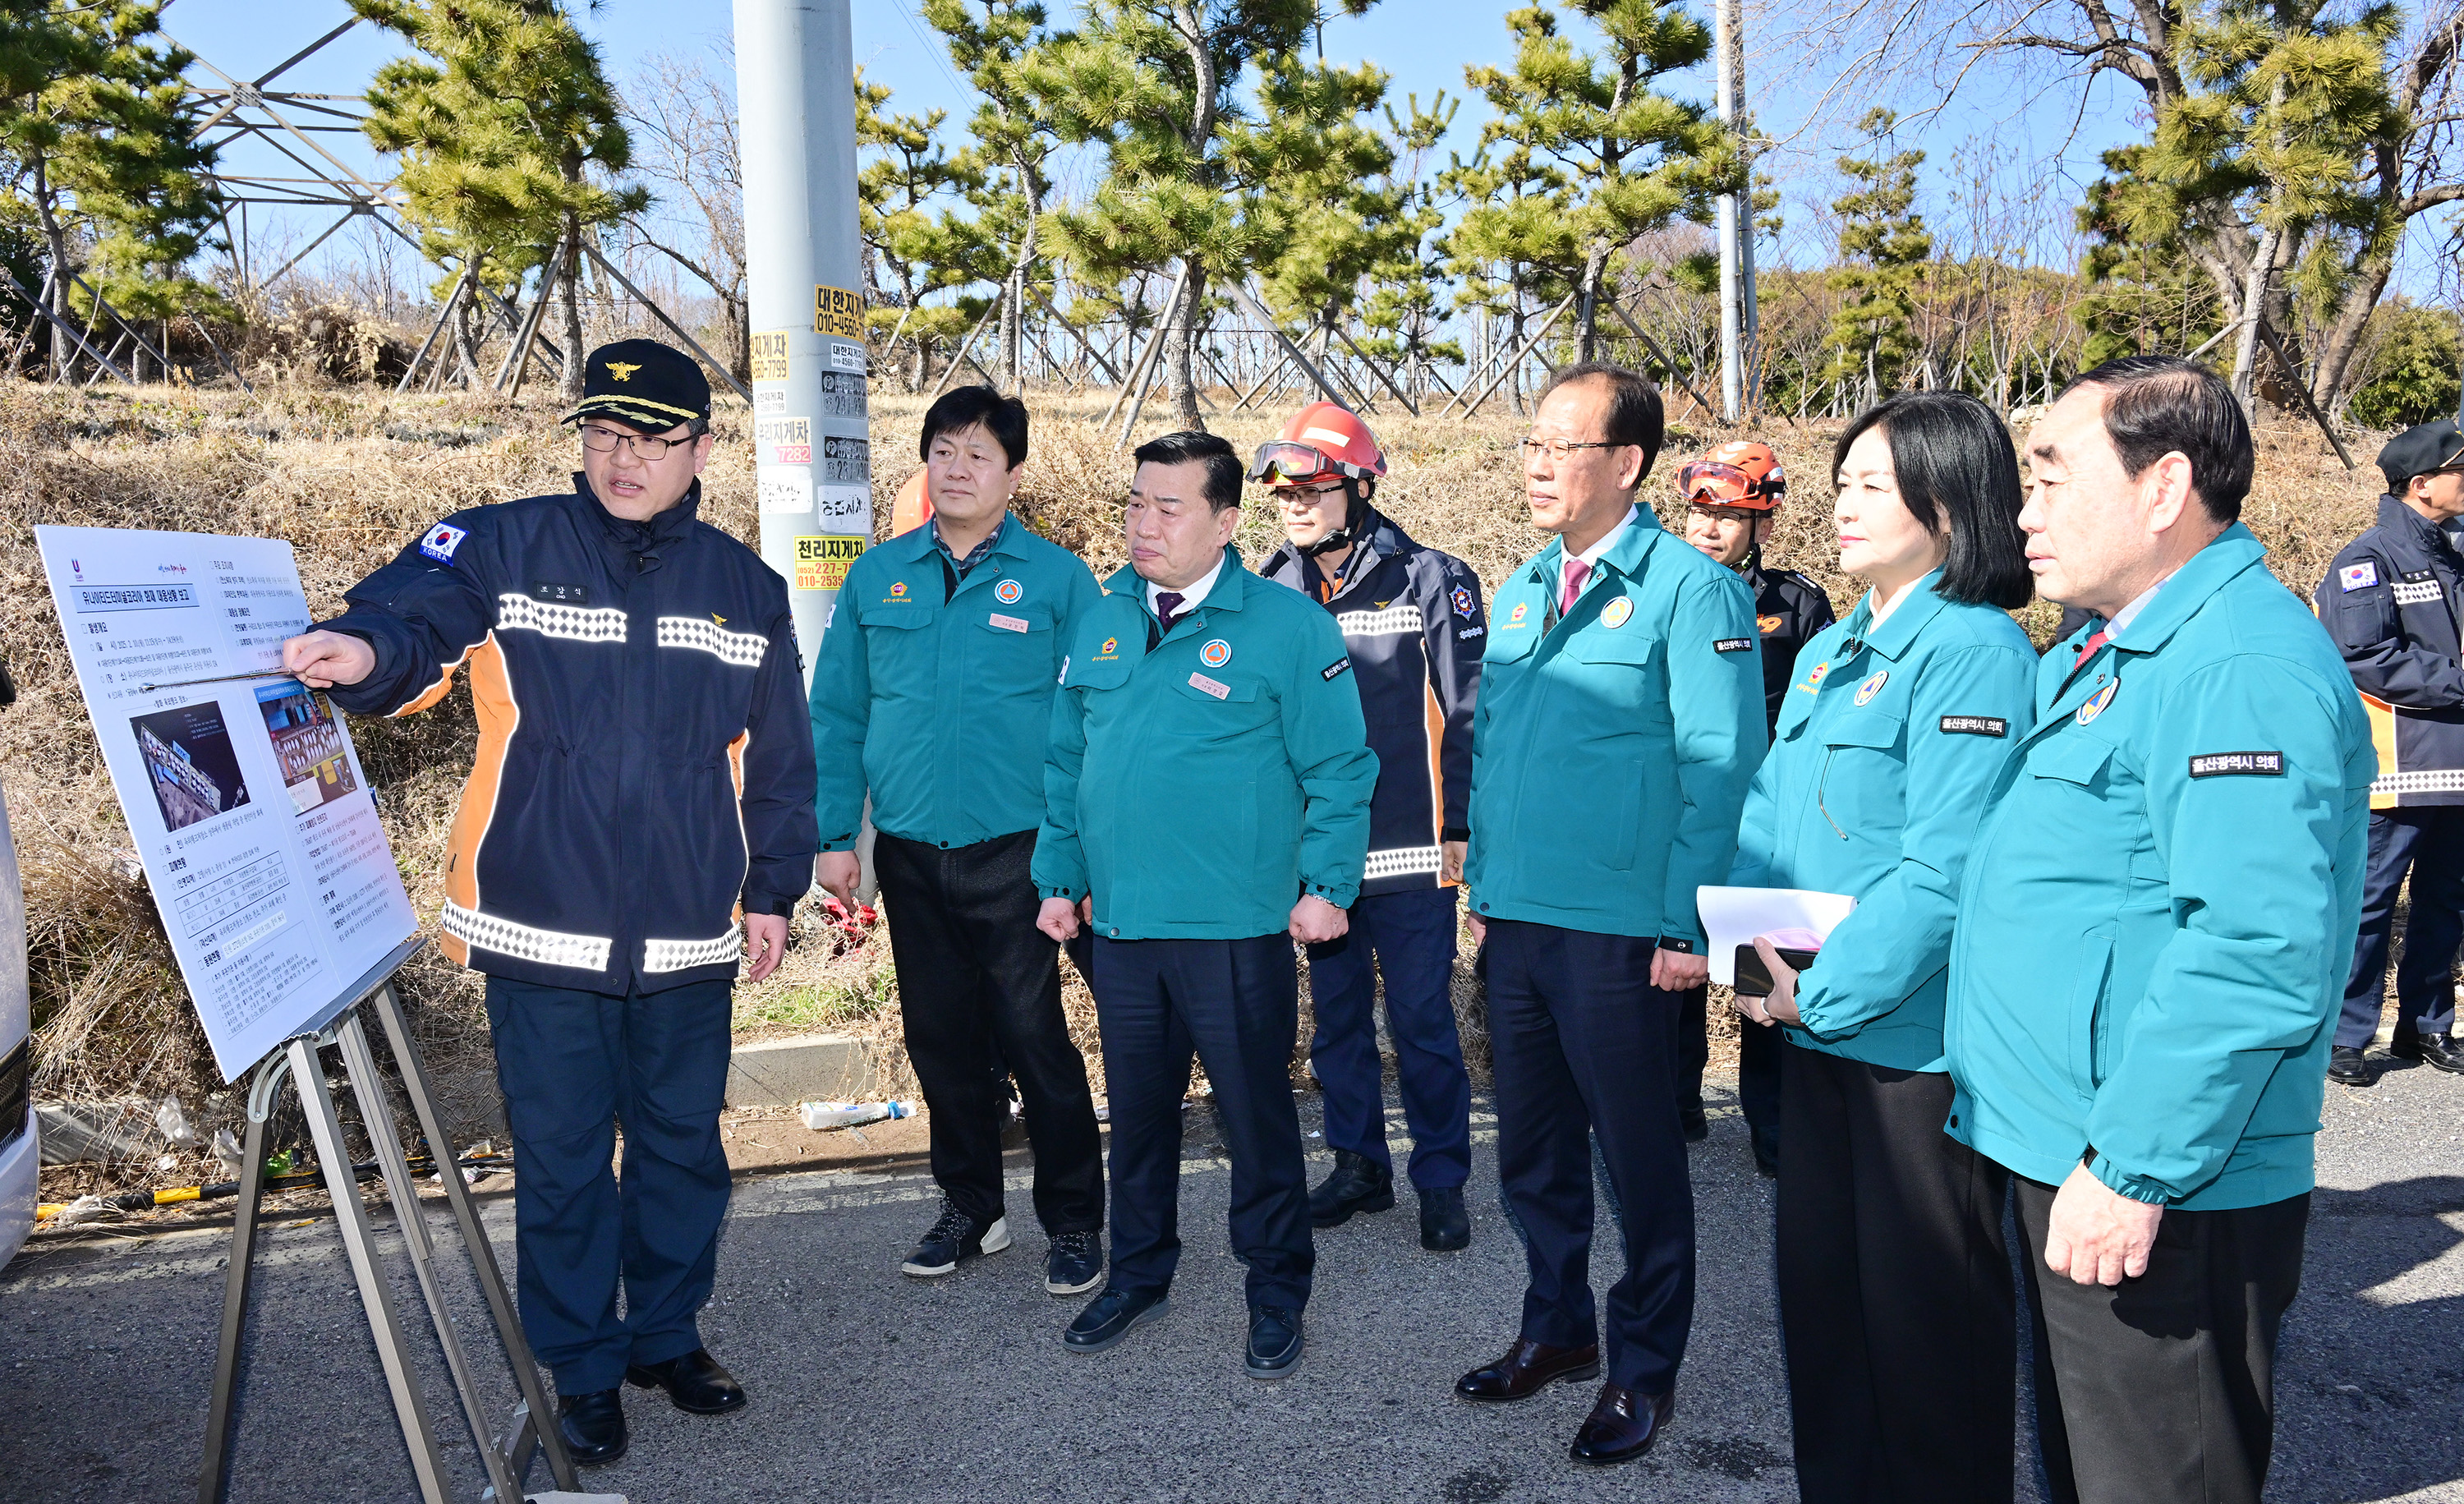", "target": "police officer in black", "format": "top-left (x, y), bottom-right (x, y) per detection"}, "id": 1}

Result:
top-left (1676, 440), bottom-right (1832, 1174)
top-left (2316, 419), bottom-right (2464, 1086)
top-left (284, 341), bottom-right (818, 1466)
